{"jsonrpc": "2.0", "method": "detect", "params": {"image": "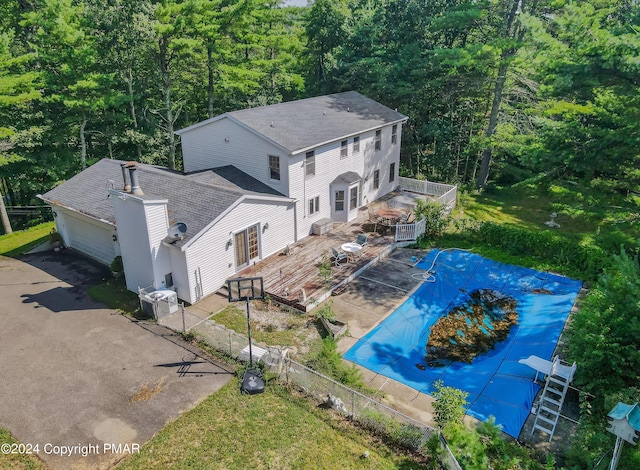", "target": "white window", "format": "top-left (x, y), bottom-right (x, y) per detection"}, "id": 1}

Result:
top-left (340, 140), bottom-right (348, 159)
top-left (391, 124), bottom-right (397, 144)
top-left (375, 130), bottom-right (381, 151)
top-left (389, 162), bottom-right (395, 183)
top-left (268, 155), bottom-right (280, 180)
top-left (353, 136), bottom-right (360, 153)
top-left (349, 186), bottom-right (358, 211)
top-left (309, 196), bottom-right (320, 215)
top-left (335, 190), bottom-right (345, 212)
top-left (305, 151), bottom-right (315, 177)
top-left (373, 169), bottom-right (380, 190)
